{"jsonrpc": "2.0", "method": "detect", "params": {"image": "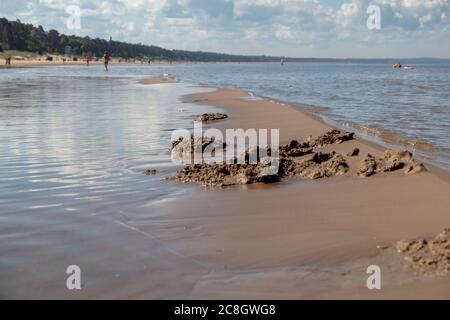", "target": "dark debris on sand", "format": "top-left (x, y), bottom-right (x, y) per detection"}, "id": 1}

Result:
top-left (347, 148), bottom-right (360, 157)
top-left (196, 113), bottom-right (228, 122)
